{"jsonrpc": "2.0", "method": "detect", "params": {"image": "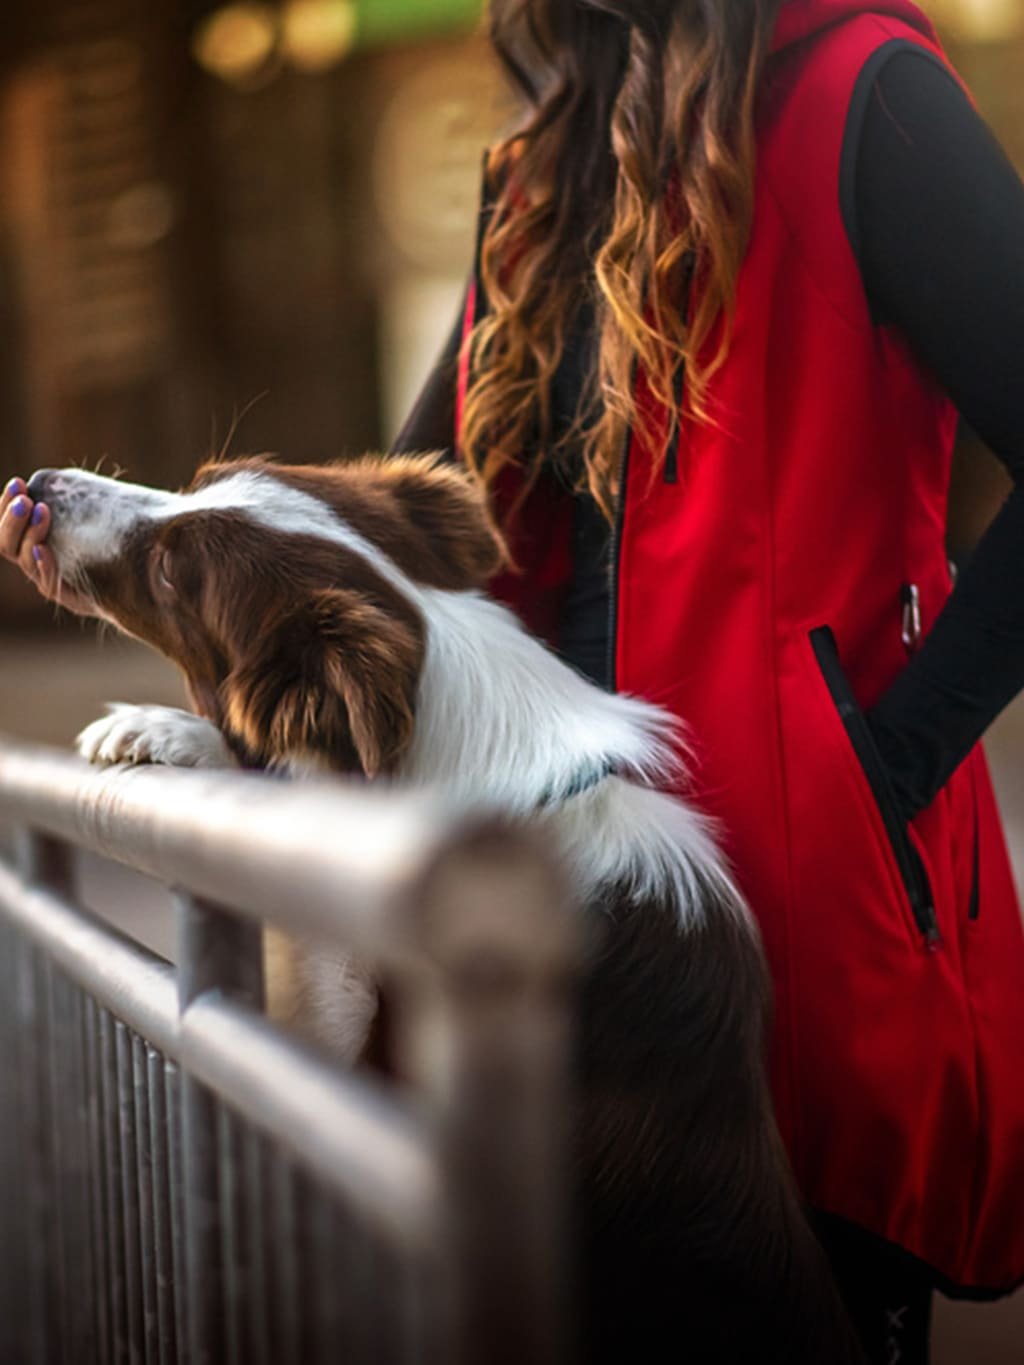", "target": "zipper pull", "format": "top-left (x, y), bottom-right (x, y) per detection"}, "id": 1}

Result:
top-left (901, 583), bottom-right (922, 654)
